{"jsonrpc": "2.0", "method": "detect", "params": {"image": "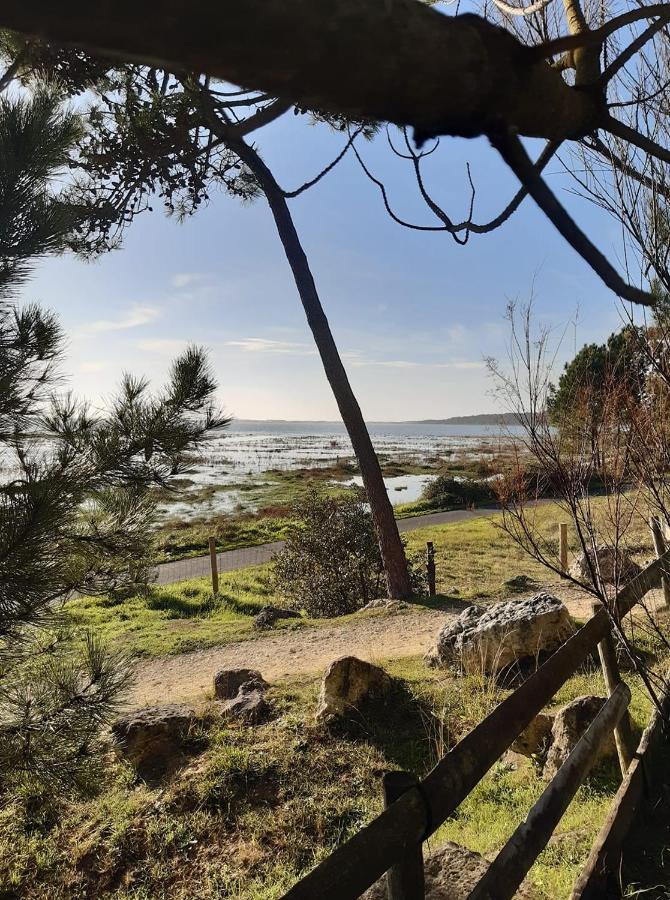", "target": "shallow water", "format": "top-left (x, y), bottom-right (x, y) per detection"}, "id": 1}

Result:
top-left (157, 420), bottom-right (517, 520)
top-left (346, 473), bottom-right (433, 505)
